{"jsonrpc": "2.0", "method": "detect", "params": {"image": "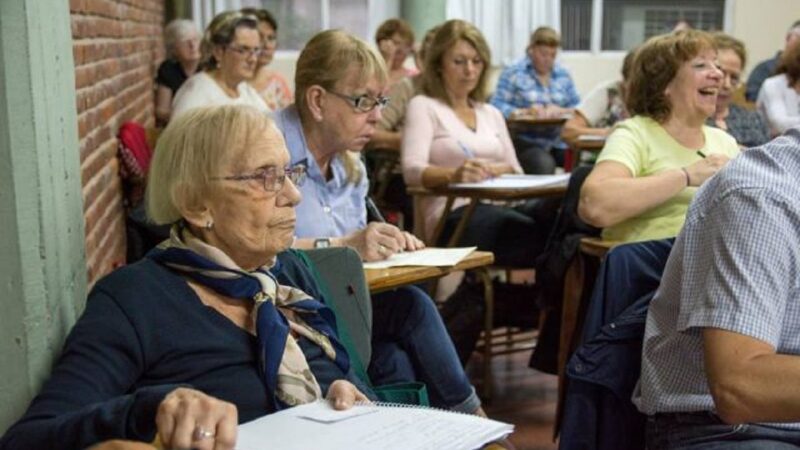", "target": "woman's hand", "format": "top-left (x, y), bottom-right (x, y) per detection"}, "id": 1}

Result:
top-left (155, 388), bottom-right (237, 450)
top-left (326, 380), bottom-right (371, 410)
top-left (453, 159), bottom-right (493, 183)
top-left (342, 222), bottom-right (411, 261)
top-left (684, 153), bottom-right (732, 186)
